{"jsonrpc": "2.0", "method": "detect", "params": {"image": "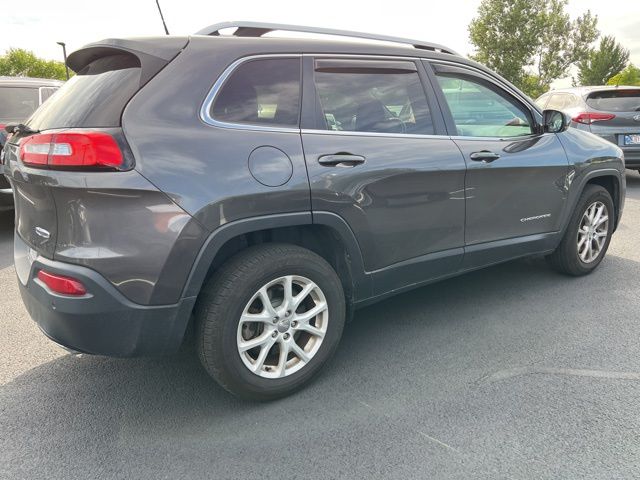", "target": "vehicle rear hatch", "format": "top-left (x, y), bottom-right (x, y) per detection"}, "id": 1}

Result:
top-left (584, 89), bottom-right (640, 152)
top-left (3, 37), bottom-right (188, 258)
